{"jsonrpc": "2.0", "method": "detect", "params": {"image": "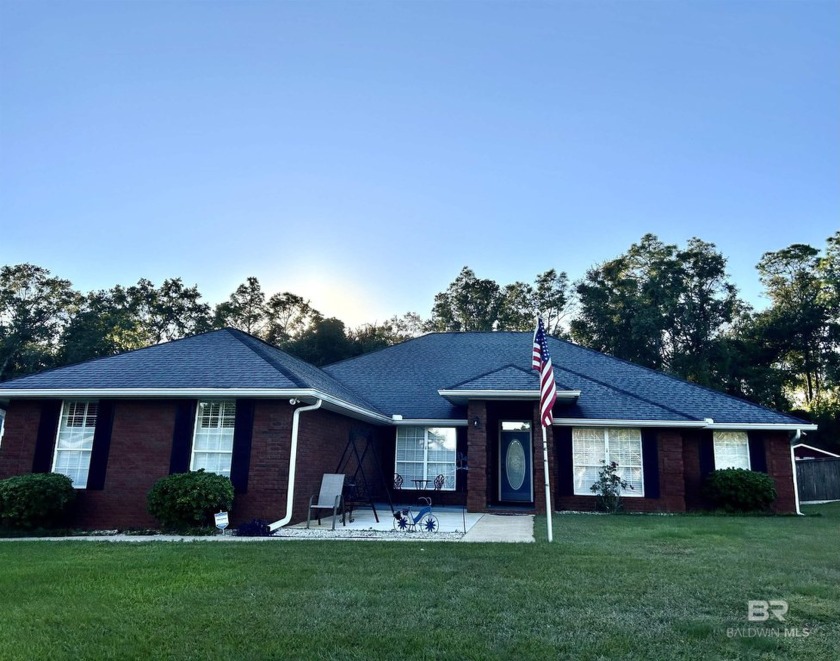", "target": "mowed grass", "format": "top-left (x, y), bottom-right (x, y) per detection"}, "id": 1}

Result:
top-left (1, 505), bottom-right (838, 660)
